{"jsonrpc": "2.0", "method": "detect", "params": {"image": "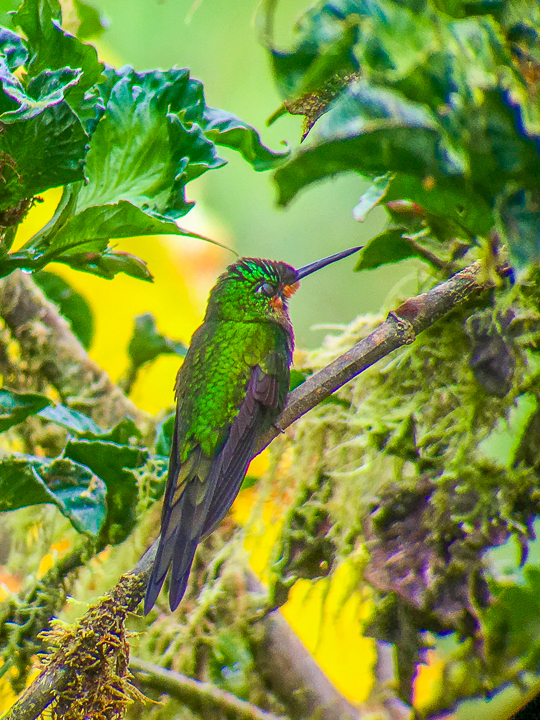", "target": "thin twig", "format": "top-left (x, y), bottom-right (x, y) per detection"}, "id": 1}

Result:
top-left (130, 656), bottom-right (286, 720)
top-left (2, 262), bottom-right (489, 720)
